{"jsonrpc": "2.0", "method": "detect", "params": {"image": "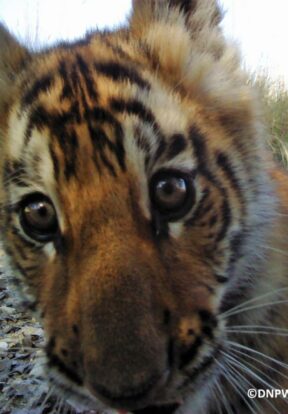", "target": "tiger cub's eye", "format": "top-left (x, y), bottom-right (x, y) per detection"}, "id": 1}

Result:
top-left (150, 170), bottom-right (195, 221)
top-left (19, 193), bottom-right (58, 242)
